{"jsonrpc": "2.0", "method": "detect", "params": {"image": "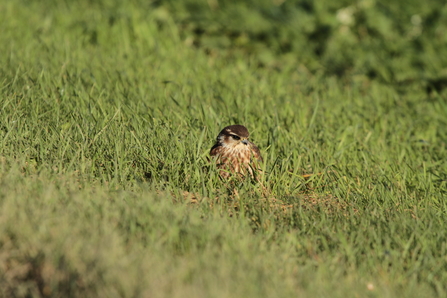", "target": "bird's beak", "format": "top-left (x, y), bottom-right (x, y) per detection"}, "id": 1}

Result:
top-left (242, 139), bottom-right (248, 145)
